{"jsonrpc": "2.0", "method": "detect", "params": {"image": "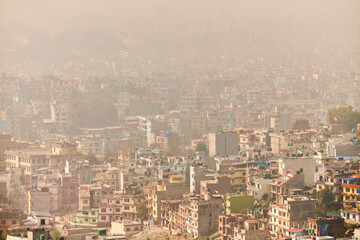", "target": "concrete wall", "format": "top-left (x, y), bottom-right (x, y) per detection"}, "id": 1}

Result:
top-left (209, 132), bottom-right (238, 157)
top-left (281, 158), bottom-right (316, 185)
